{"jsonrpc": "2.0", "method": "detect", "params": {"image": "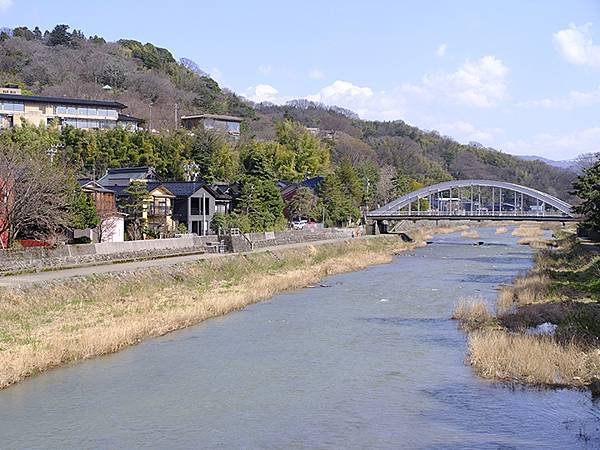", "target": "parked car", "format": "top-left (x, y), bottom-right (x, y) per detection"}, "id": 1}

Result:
top-left (292, 219), bottom-right (308, 230)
